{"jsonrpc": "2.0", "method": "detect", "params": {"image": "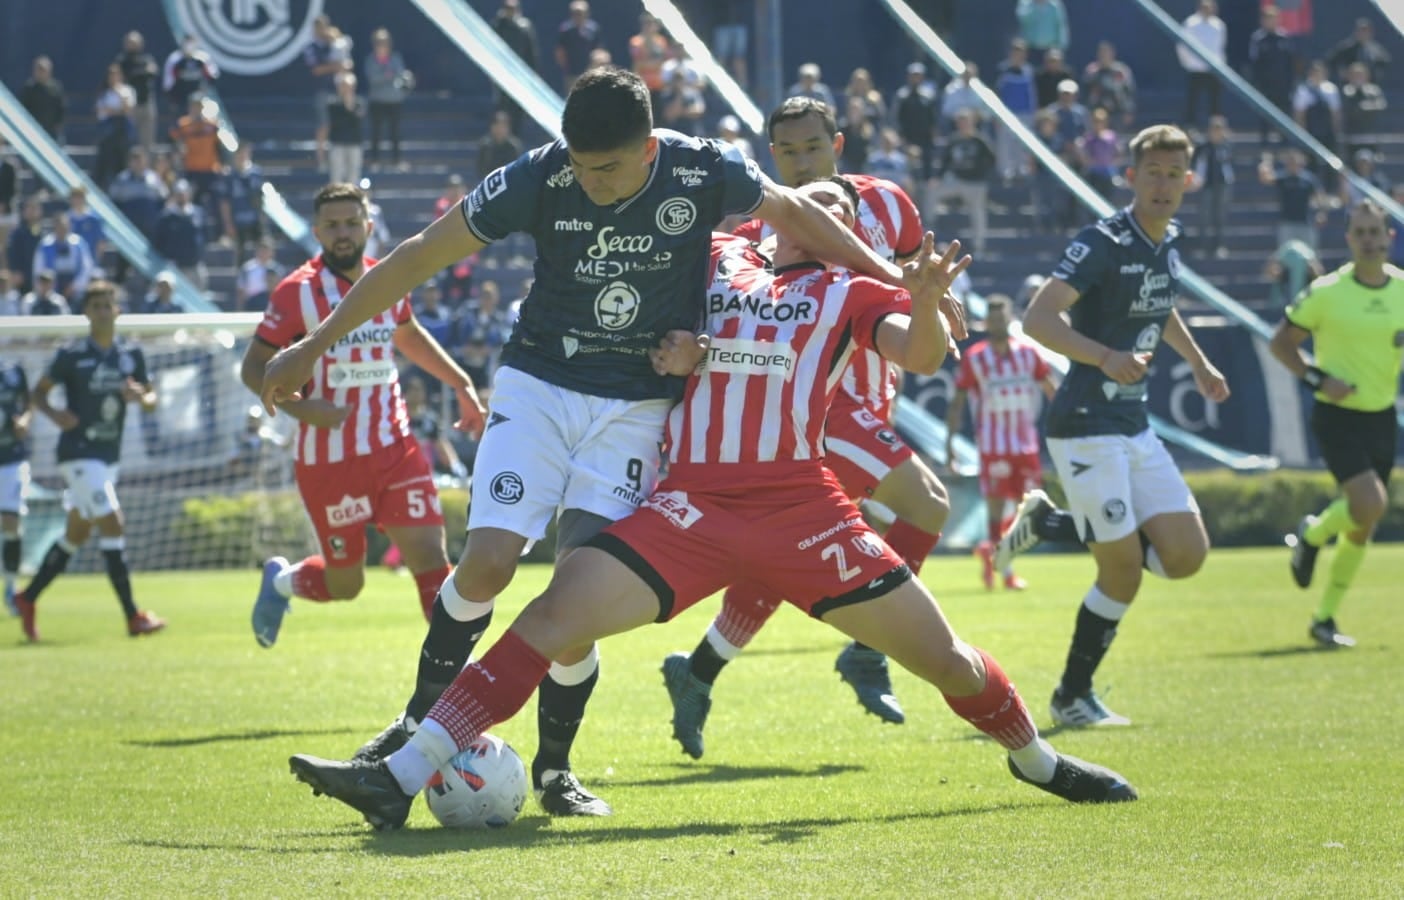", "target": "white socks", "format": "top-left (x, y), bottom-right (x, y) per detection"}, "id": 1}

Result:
top-left (386, 719), bottom-right (457, 795)
top-left (1009, 737), bottom-right (1059, 784)
top-left (548, 644), bottom-right (599, 685)
top-left (704, 622), bottom-right (744, 660)
top-left (440, 571), bottom-right (493, 621)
